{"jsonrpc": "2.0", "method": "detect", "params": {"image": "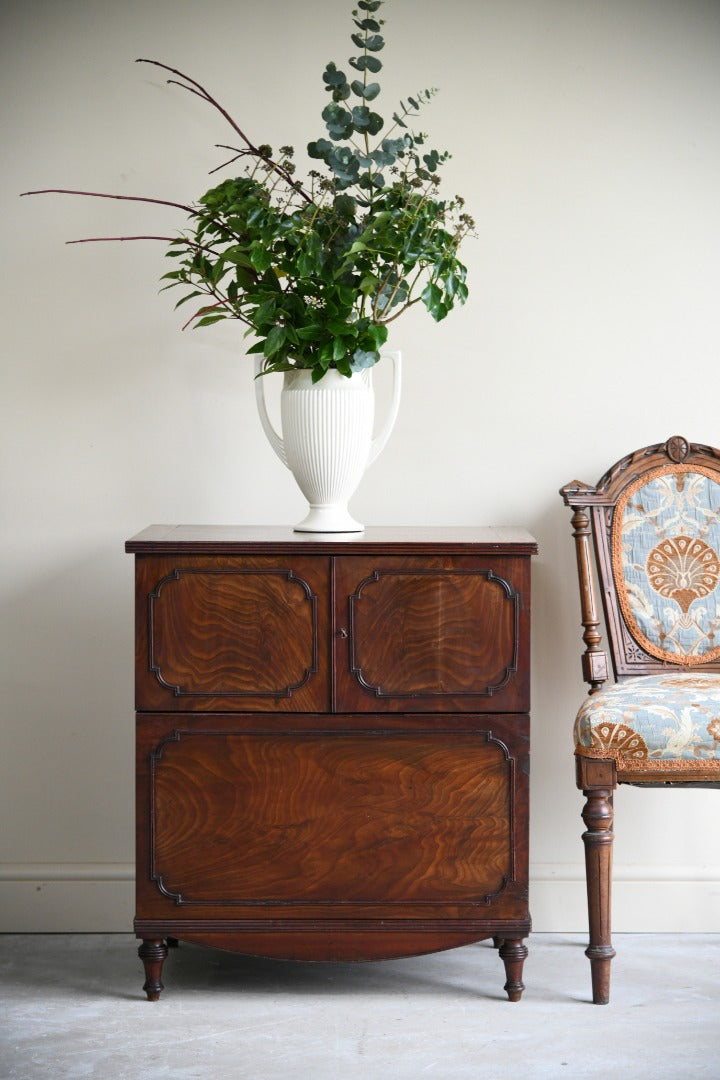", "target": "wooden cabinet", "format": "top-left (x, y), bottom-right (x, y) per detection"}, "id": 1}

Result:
top-left (126, 526), bottom-right (536, 1000)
